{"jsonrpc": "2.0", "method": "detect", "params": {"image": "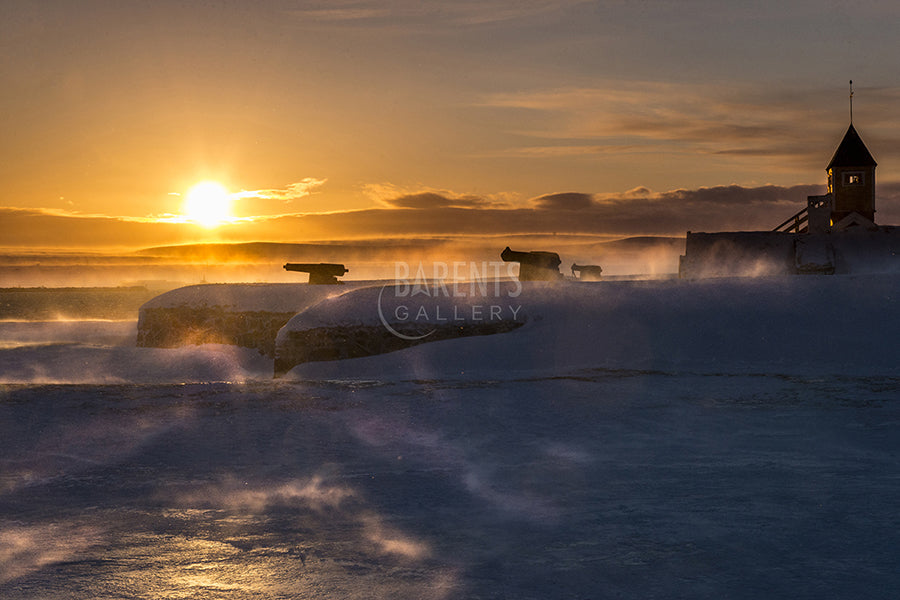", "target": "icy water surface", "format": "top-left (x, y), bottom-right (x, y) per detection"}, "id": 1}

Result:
top-left (2, 373), bottom-right (899, 599)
